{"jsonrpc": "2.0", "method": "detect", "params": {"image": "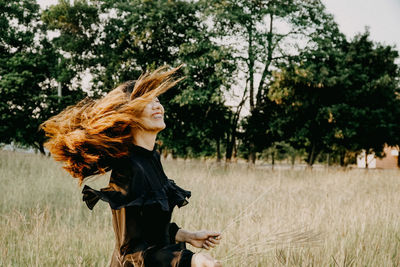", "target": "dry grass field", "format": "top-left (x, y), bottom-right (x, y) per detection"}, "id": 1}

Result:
top-left (1, 150), bottom-right (400, 266)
